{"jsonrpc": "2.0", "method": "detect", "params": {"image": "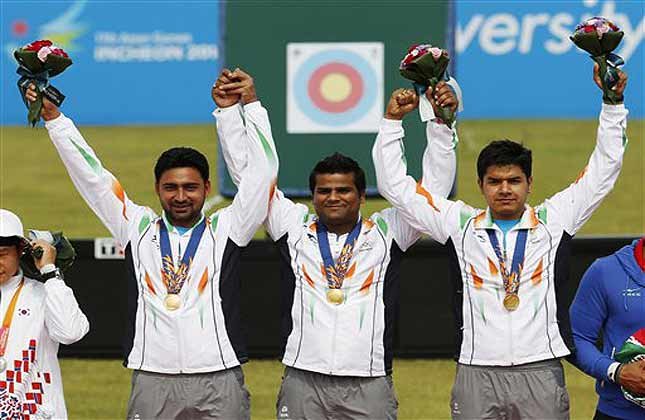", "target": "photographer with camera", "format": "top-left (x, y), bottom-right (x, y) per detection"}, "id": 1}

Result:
top-left (0, 209), bottom-right (88, 419)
